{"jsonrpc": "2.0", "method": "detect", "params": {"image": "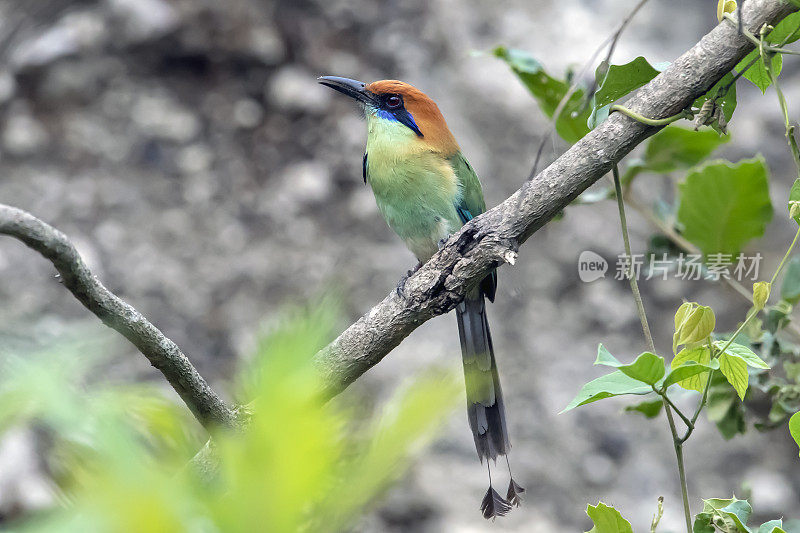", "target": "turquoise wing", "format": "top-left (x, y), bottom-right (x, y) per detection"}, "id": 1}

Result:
top-left (450, 152), bottom-right (486, 219)
top-left (450, 152), bottom-right (496, 302)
